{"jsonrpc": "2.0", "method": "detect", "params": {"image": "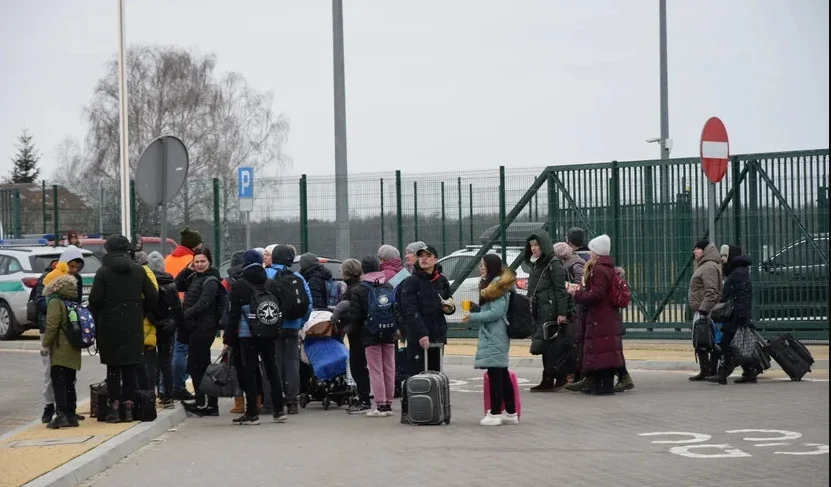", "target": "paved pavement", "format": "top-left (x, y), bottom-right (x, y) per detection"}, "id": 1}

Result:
top-left (79, 365), bottom-right (829, 487)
